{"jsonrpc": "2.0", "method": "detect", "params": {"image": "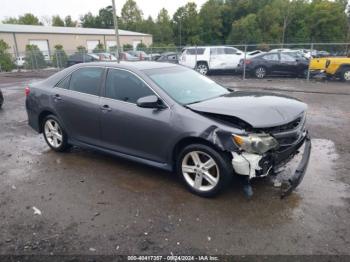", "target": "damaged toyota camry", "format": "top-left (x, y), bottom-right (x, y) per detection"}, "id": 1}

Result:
top-left (26, 62), bottom-right (311, 198)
